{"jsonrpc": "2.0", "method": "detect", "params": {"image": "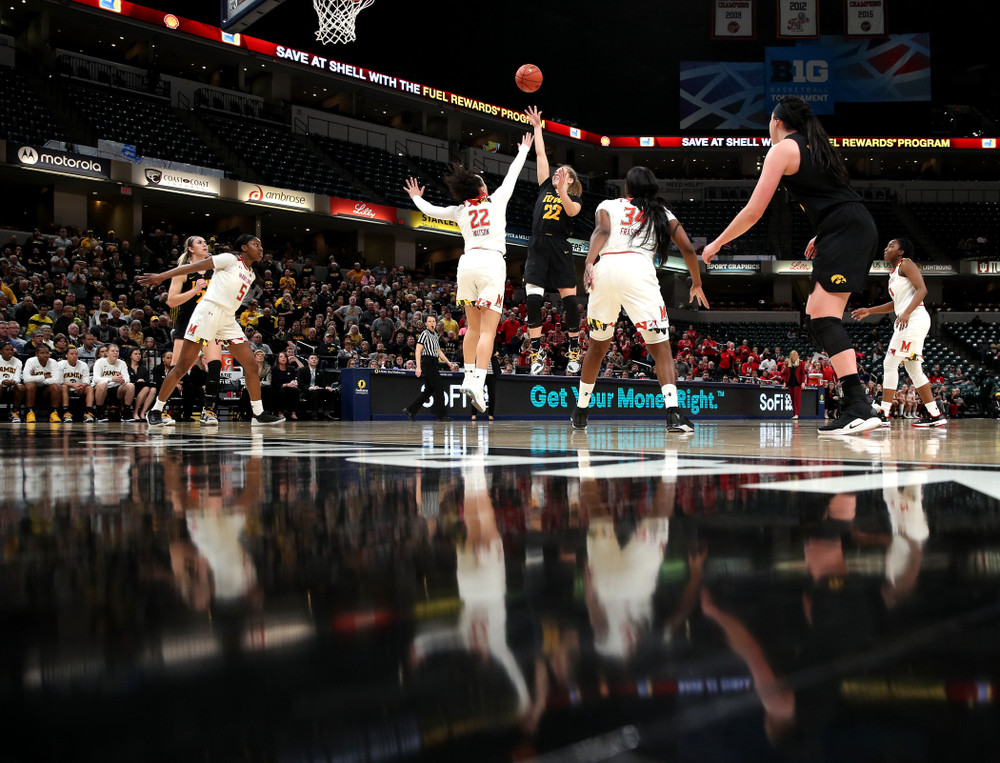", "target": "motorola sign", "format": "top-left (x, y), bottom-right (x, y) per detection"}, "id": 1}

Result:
top-left (6, 144), bottom-right (110, 178)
